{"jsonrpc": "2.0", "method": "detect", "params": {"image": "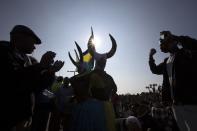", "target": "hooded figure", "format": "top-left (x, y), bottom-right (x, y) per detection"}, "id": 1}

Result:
top-left (68, 28), bottom-right (118, 131)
